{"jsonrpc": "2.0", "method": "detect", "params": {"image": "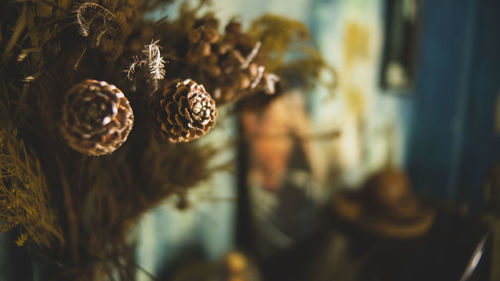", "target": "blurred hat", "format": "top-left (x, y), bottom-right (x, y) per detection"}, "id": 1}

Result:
top-left (333, 169), bottom-right (434, 238)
